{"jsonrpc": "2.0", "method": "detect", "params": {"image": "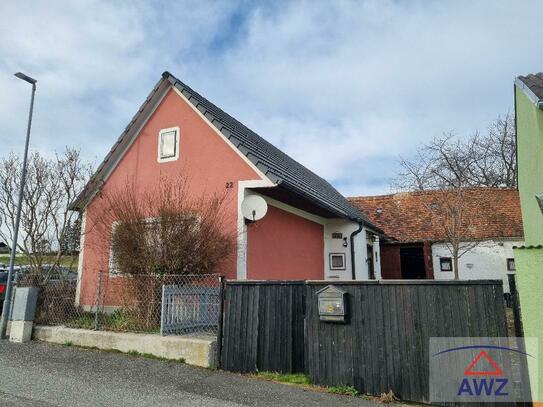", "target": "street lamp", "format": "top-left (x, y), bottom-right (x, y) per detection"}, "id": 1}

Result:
top-left (0, 72), bottom-right (37, 339)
